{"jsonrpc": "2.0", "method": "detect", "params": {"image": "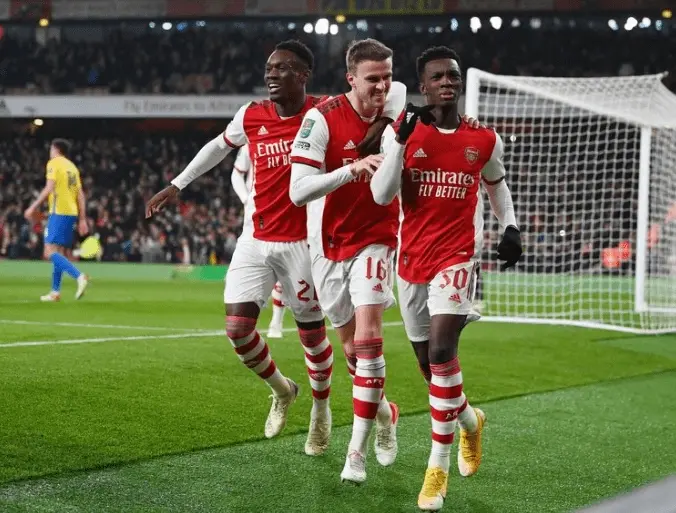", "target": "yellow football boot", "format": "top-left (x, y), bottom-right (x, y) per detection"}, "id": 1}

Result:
top-left (458, 408), bottom-right (486, 477)
top-left (417, 467), bottom-right (448, 511)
